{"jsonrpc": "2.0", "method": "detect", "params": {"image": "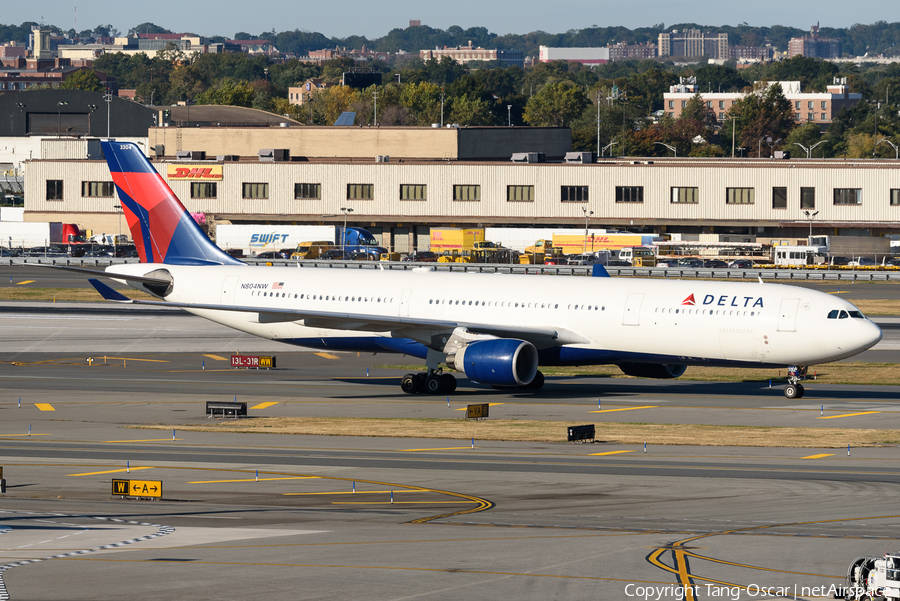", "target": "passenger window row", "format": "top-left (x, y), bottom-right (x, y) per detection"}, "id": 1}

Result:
top-left (250, 290), bottom-right (394, 304)
top-left (655, 307), bottom-right (758, 317)
top-left (428, 299), bottom-right (607, 311)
